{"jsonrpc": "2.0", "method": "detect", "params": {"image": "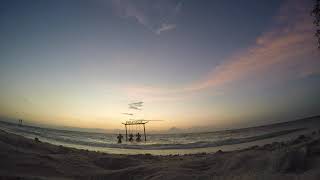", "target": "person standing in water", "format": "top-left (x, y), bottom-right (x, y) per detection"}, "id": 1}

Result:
top-left (136, 132), bottom-right (141, 142)
top-left (117, 133), bottom-right (123, 143)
